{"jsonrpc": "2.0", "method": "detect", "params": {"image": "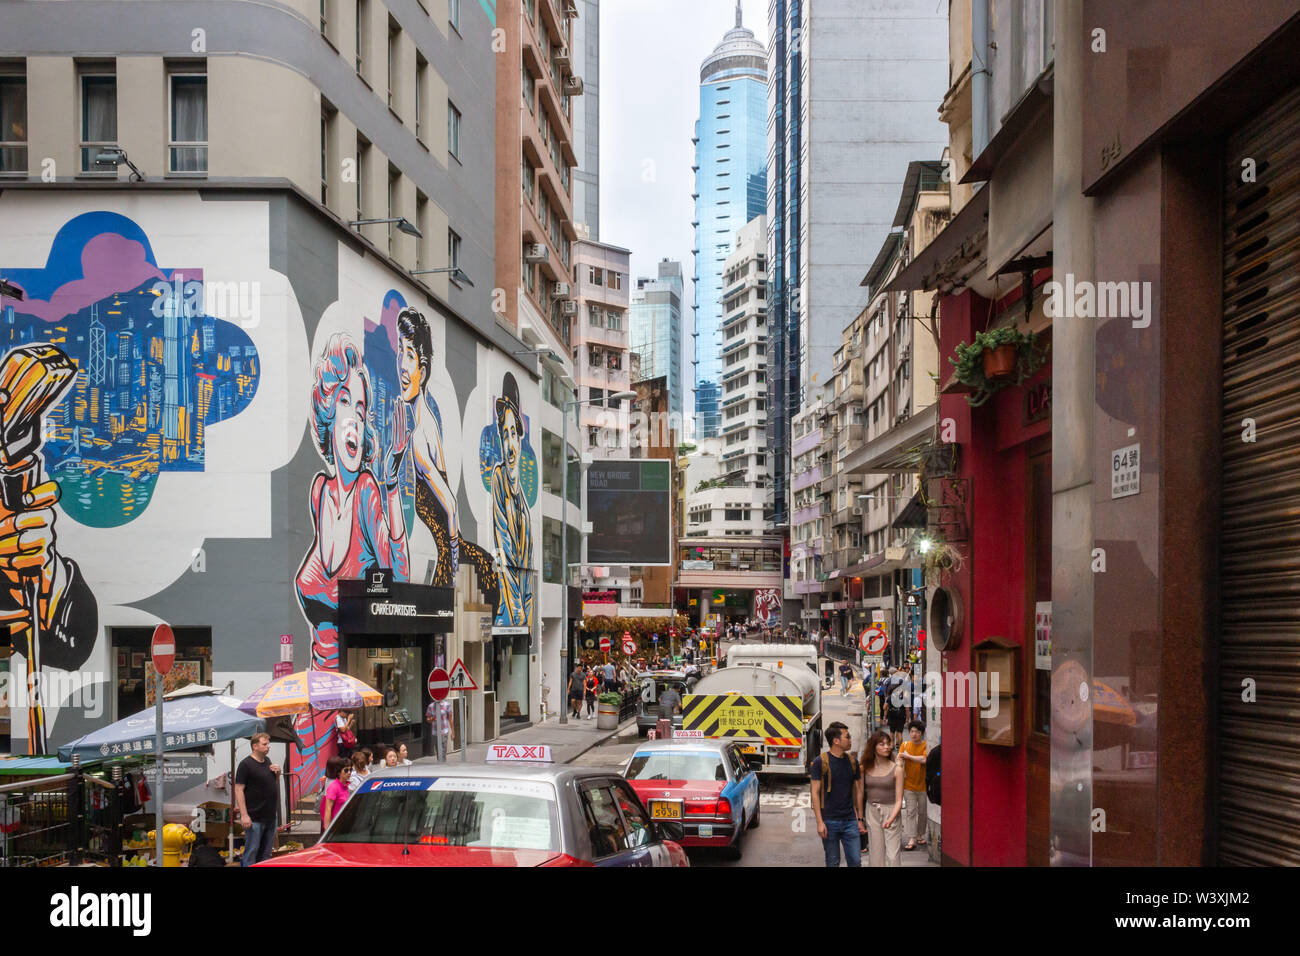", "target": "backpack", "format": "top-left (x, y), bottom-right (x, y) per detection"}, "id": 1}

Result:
top-left (925, 744), bottom-right (941, 806)
top-left (816, 750), bottom-right (859, 809)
